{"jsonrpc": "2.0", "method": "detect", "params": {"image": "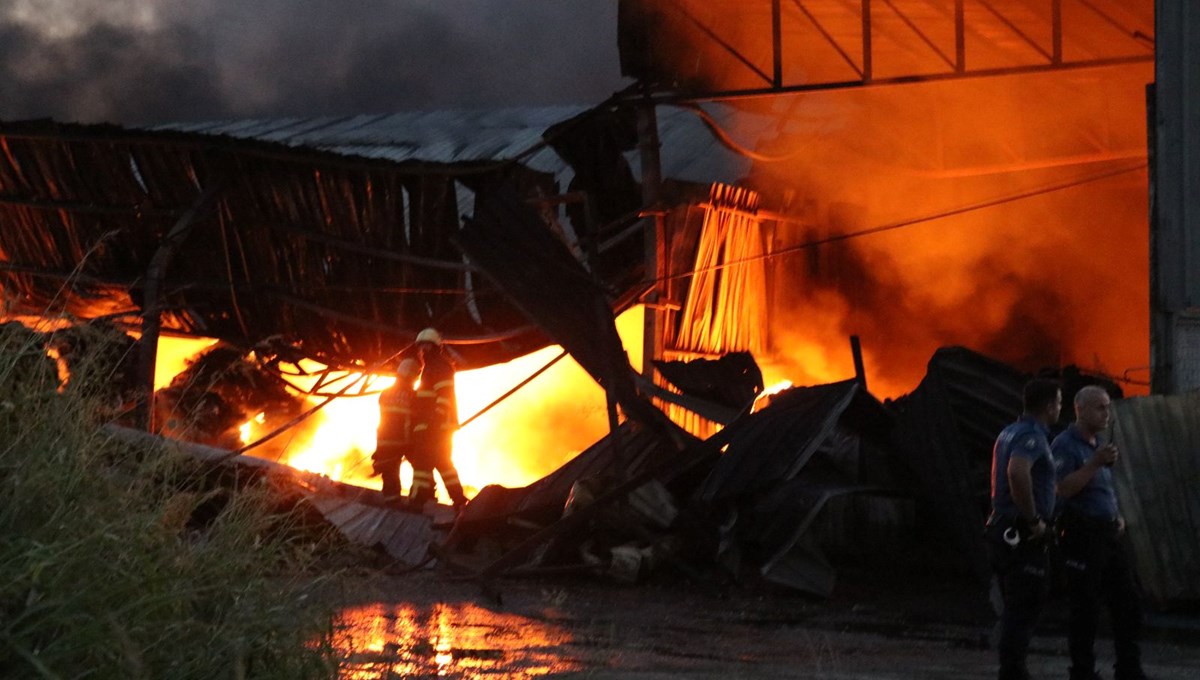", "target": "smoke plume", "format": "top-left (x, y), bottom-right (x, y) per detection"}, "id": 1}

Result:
top-left (743, 66), bottom-right (1152, 396)
top-left (0, 0), bottom-right (628, 124)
